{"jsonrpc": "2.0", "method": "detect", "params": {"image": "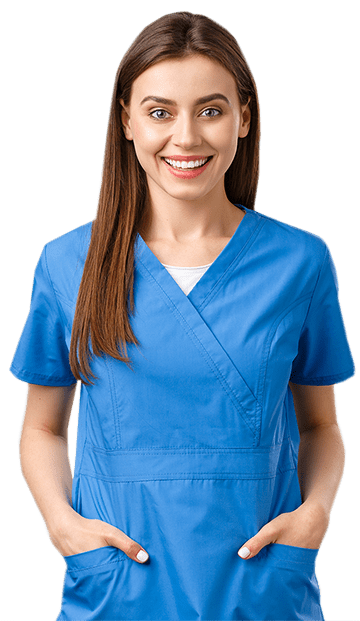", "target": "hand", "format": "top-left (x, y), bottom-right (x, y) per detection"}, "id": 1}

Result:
top-left (49, 508), bottom-right (149, 564)
top-left (237, 502), bottom-right (330, 560)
